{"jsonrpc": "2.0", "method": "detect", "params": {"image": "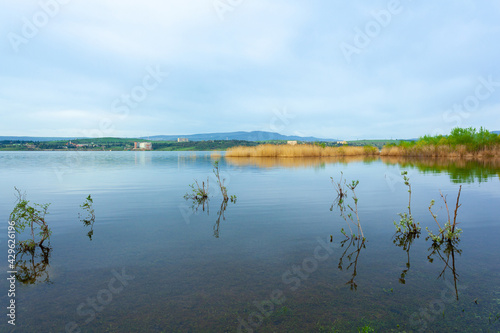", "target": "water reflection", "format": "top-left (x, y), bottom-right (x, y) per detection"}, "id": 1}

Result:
top-left (15, 246), bottom-right (52, 285)
top-left (225, 156), bottom-right (378, 168)
top-left (213, 200), bottom-right (228, 238)
top-left (427, 240), bottom-right (462, 300)
top-left (381, 156), bottom-right (500, 183)
top-left (79, 195), bottom-right (96, 240)
top-left (225, 155), bottom-right (500, 183)
top-left (337, 237), bottom-right (366, 290)
top-left (184, 194), bottom-right (235, 239)
top-left (393, 231), bottom-right (420, 284)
